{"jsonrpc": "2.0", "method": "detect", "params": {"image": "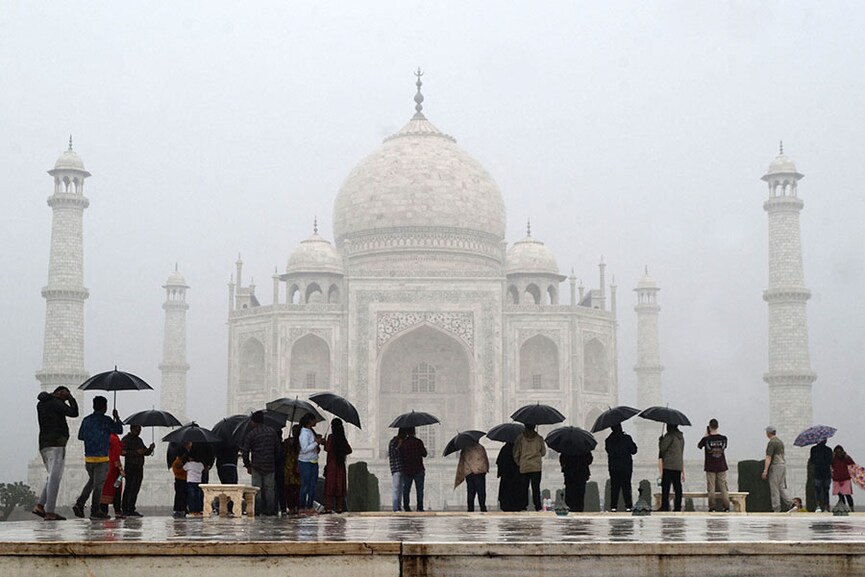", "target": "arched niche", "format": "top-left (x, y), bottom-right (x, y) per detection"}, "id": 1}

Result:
top-left (506, 285), bottom-right (520, 305)
top-left (239, 338), bottom-right (265, 391)
top-left (289, 334), bottom-right (330, 390)
top-left (306, 283), bottom-right (323, 304)
top-left (377, 324), bottom-right (472, 458)
top-left (584, 338), bottom-right (609, 392)
top-left (524, 284), bottom-right (541, 305)
top-left (519, 334), bottom-right (559, 390)
top-left (327, 284), bottom-right (340, 304)
top-left (288, 284), bottom-right (301, 304)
